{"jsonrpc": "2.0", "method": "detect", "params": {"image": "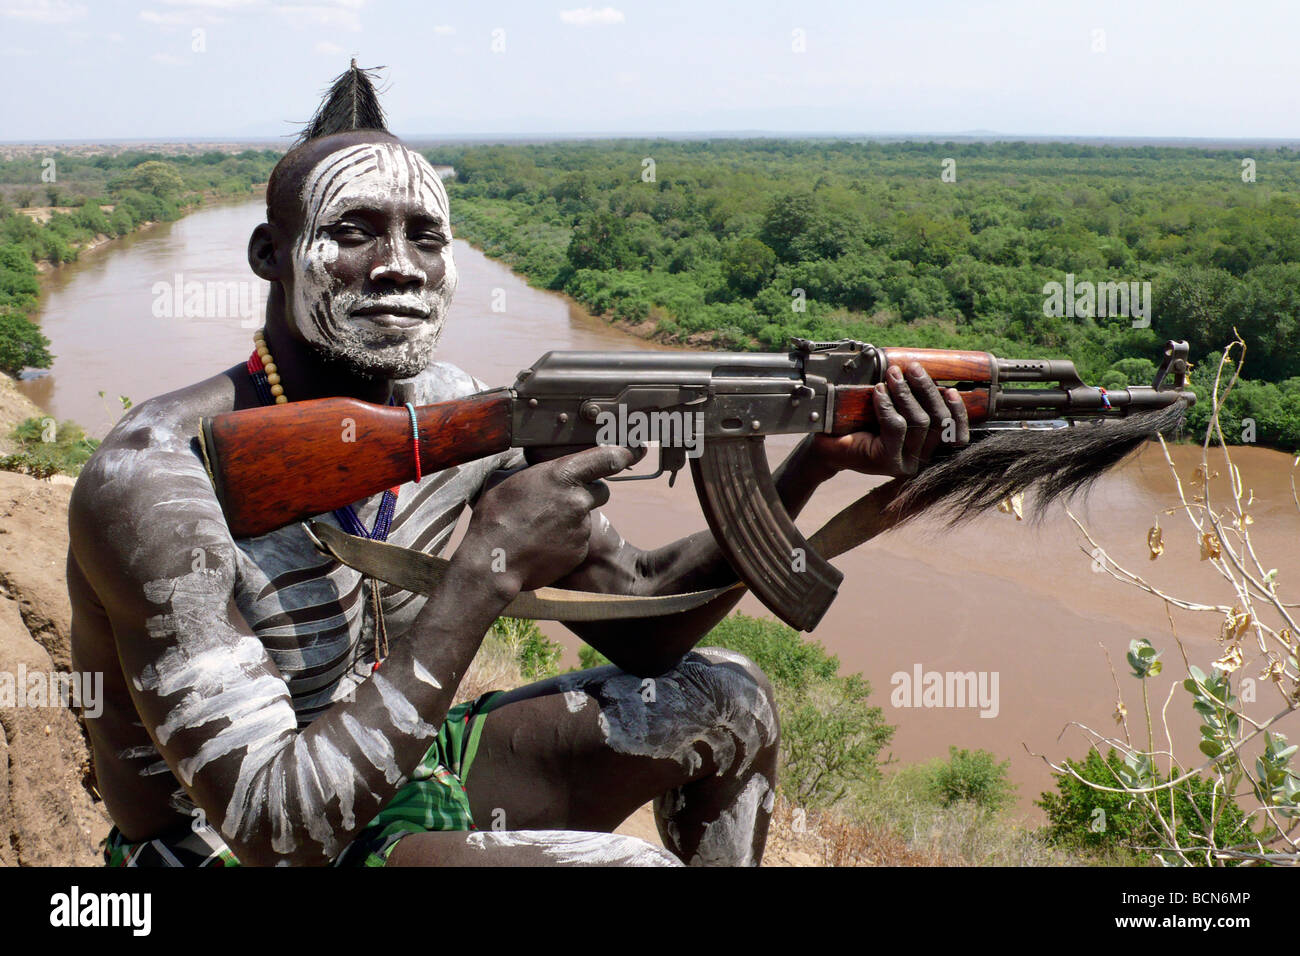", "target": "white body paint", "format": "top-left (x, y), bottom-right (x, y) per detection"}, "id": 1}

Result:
top-left (292, 142), bottom-right (457, 378)
top-left (412, 659), bottom-right (443, 690)
top-left (689, 772), bottom-right (773, 867)
top-left (465, 830), bottom-right (681, 866)
top-left (585, 650), bottom-right (777, 778)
